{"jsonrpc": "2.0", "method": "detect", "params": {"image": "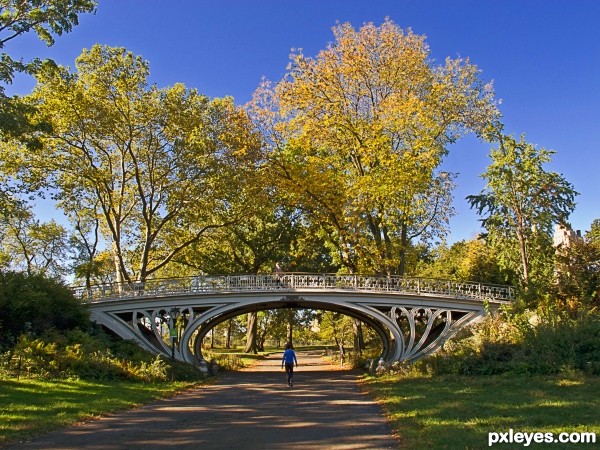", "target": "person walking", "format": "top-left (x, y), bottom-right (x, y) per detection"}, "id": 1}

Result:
top-left (274, 262), bottom-right (283, 286)
top-left (281, 342), bottom-right (298, 387)
top-left (339, 342), bottom-right (346, 368)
